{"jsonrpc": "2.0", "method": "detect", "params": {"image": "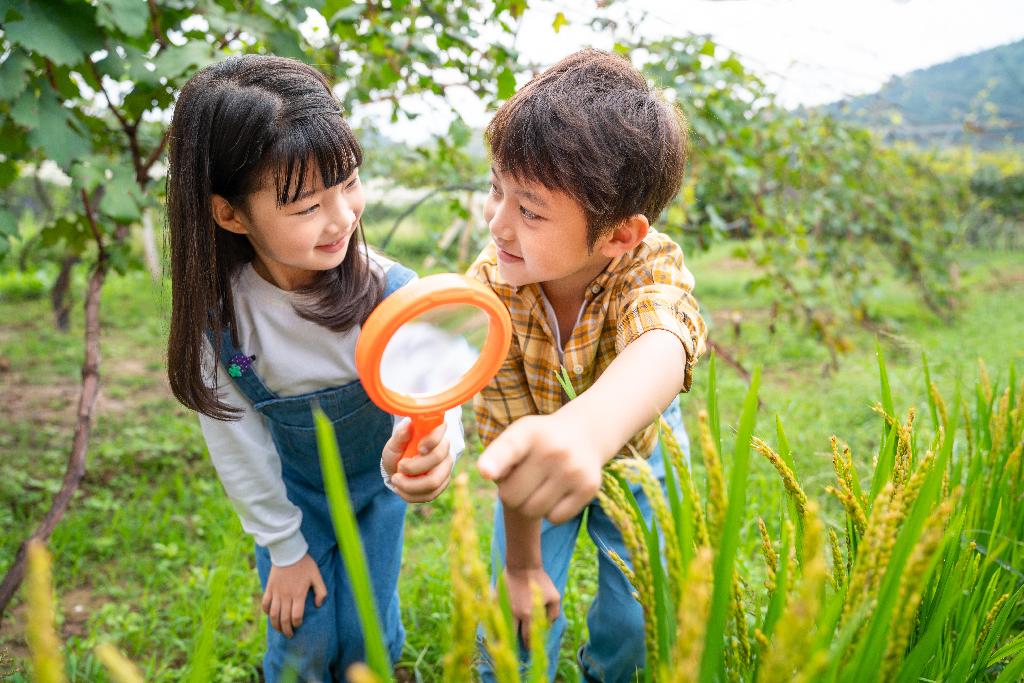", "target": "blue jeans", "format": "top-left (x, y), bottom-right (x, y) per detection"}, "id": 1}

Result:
top-left (478, 400), bottom-right (690, 682)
